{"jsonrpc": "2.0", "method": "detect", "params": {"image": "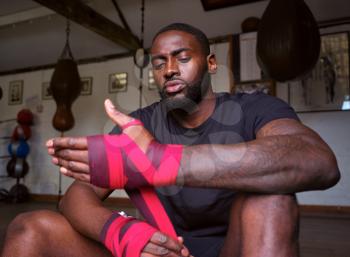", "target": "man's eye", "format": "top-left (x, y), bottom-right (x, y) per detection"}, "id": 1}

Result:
top-left (178, 57), bottom-right (191, 63)
top-left (152, 62), bottom-right (165, 70)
